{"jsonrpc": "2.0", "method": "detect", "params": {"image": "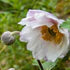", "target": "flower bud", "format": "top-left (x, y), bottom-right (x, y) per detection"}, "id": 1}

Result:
top-left (1, 31), bottom-right (15, 45)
